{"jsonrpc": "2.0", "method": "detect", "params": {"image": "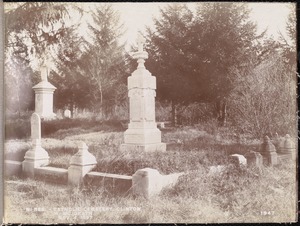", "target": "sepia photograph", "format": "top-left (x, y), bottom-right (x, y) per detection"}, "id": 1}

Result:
top-left (2, 1), bottom-right (298, 224)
